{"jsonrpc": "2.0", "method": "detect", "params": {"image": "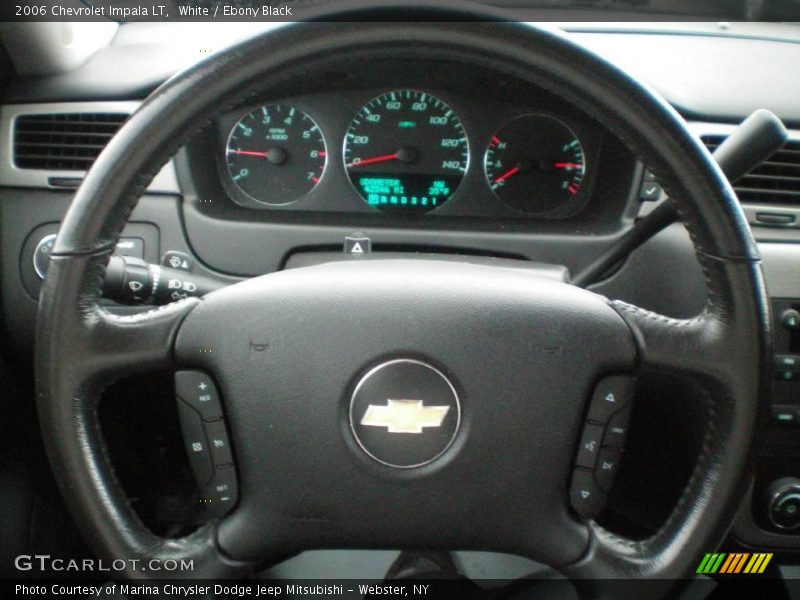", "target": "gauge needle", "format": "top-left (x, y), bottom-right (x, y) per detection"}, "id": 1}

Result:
top-left (230, 148), bottom-right (288, 165)
top-left (347, 152), bottom-right (400, 168)
top-left (554, 162), bottom-right (584, 170)
top-left (229, 149), bottom-right (269, 158)
top-left (494, 166), bottom-right (520, 184)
